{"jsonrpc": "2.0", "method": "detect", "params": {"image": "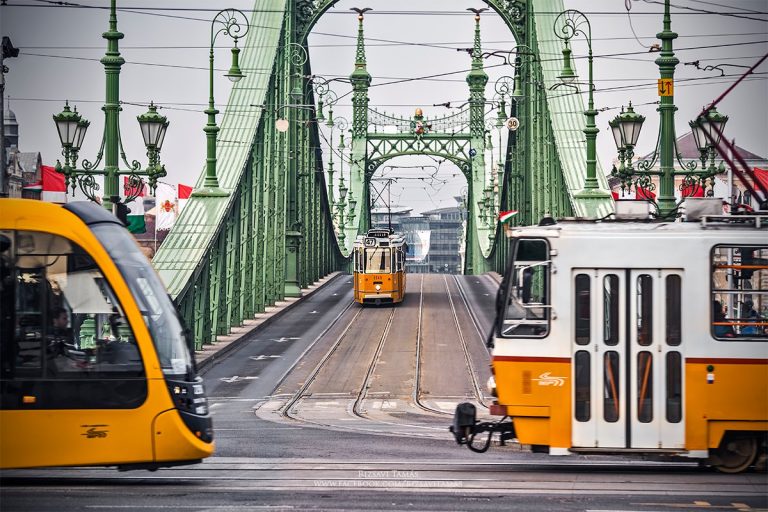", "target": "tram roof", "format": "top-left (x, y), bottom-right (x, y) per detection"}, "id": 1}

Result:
top-left (354, 233), bottom-right (406, 247)
top-left (507, 215), bottom-right (767, 240)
